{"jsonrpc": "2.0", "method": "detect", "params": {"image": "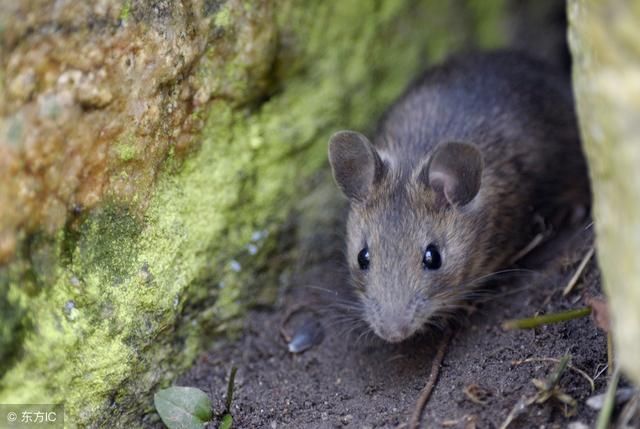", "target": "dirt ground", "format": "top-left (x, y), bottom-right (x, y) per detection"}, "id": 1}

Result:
top-left (171, 215), bottom-right (627, 429)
